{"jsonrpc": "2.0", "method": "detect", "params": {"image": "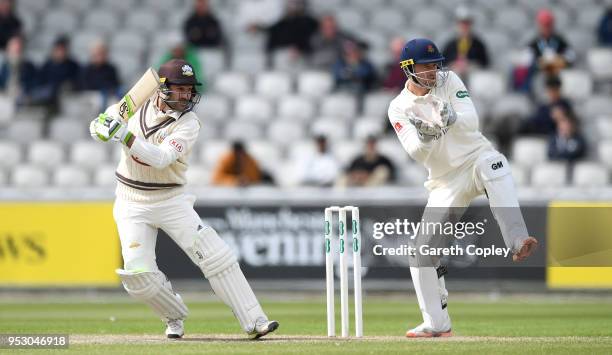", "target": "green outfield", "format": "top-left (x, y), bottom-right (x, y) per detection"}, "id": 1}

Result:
top-left (1, 295), bottom-right (612, 354)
